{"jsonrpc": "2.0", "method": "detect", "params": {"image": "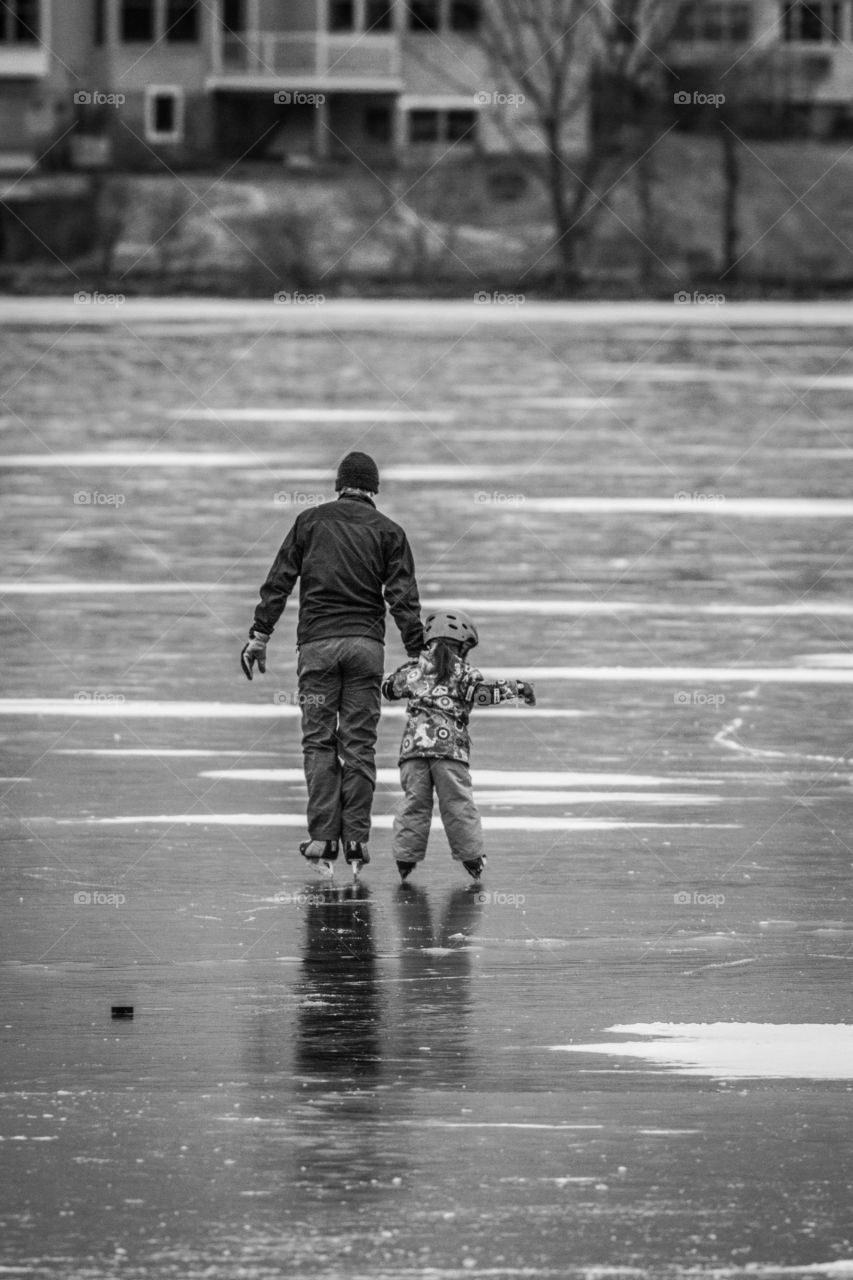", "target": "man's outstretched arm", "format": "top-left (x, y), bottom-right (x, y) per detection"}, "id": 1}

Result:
top-left (242, 521), bottom-right (303, 680)
top-left (383, 529), bottom-right (425, 658)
